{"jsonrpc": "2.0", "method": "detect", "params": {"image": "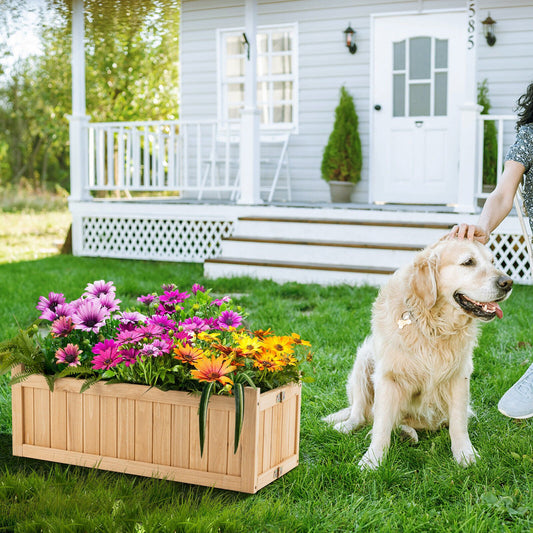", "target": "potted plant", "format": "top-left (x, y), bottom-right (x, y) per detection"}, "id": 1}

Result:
top-left (1, 281), bottom-right (311, 493)
top-left (321, 86), bottom-right (363, 202)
